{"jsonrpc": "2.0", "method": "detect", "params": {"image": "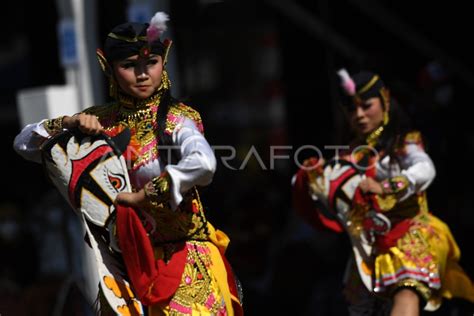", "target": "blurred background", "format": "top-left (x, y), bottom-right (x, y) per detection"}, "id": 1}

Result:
top-left (1, 0), bottom-right (474, 315)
